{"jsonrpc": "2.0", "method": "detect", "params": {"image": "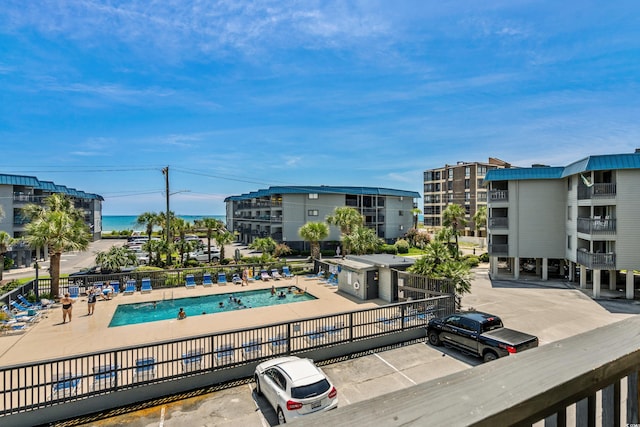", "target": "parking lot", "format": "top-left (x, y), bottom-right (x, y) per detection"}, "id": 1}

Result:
top-left (78, 267), bottom-right (640, 427)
